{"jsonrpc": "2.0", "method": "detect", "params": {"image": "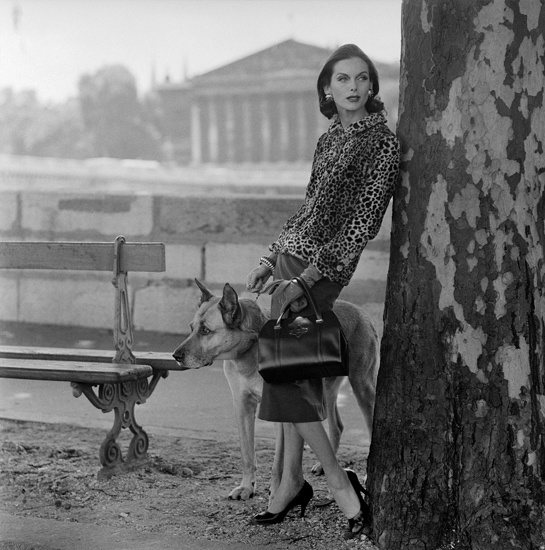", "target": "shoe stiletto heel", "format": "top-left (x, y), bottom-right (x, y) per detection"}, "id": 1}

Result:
top-left (343, 469), bottom-right (371, 540)
top-left (252, 481), bottom-right (313, 525)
